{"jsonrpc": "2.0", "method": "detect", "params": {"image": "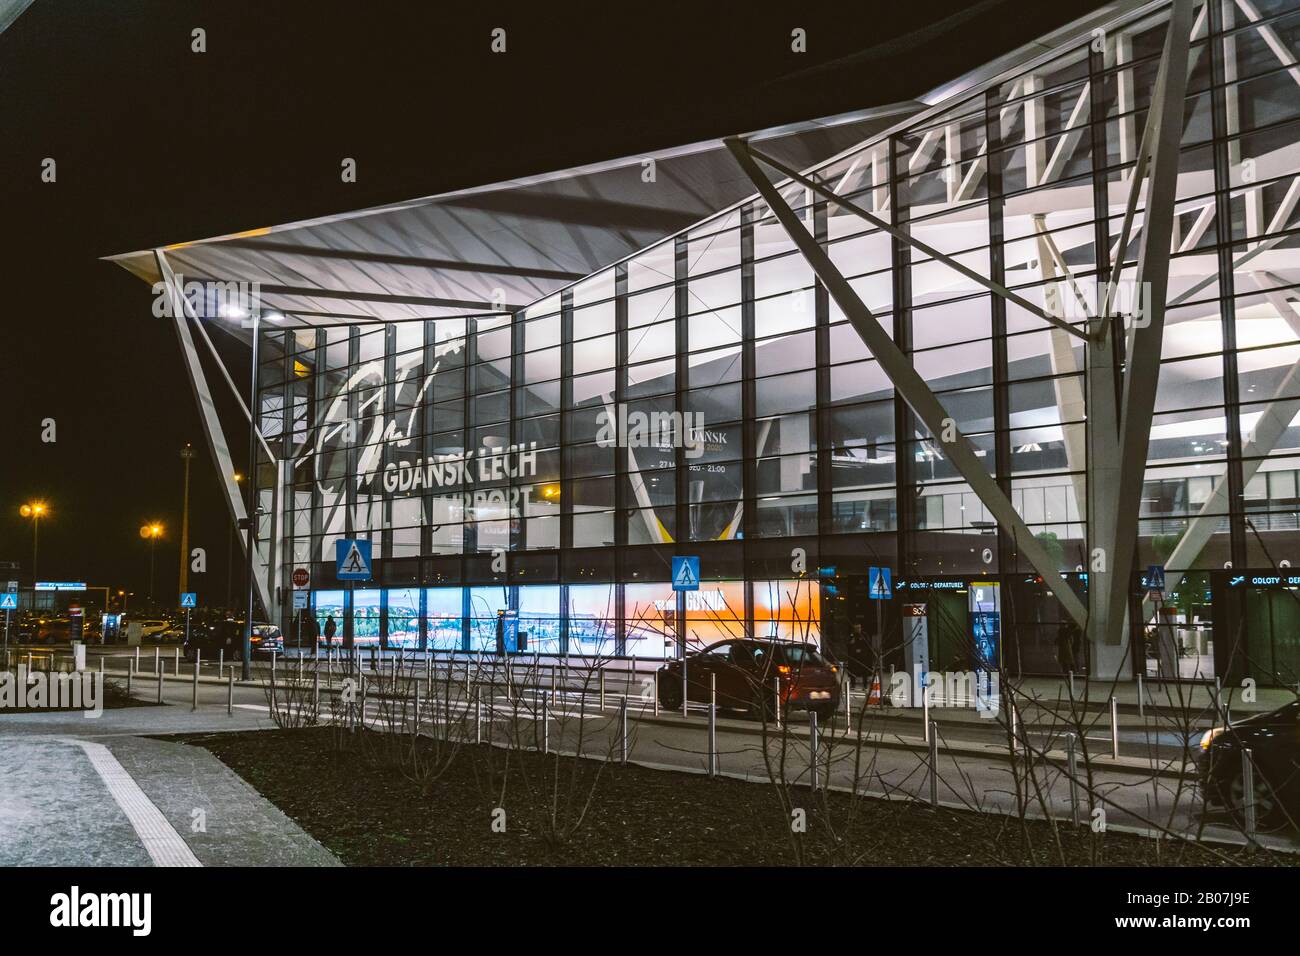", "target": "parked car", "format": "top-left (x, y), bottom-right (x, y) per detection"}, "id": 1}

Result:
top-left (154, 625), bottom-right (188, 644)
top-left (1199, 699), bottom-right (1300, 831)
top-left (27, 617), bottom-right (73, 644)
top-left (183, 620), bottom-right (283, 661)
top-left (135, 619), bottom-right (171, 639)
top-left (657, 638), bottom-right (840, 720)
